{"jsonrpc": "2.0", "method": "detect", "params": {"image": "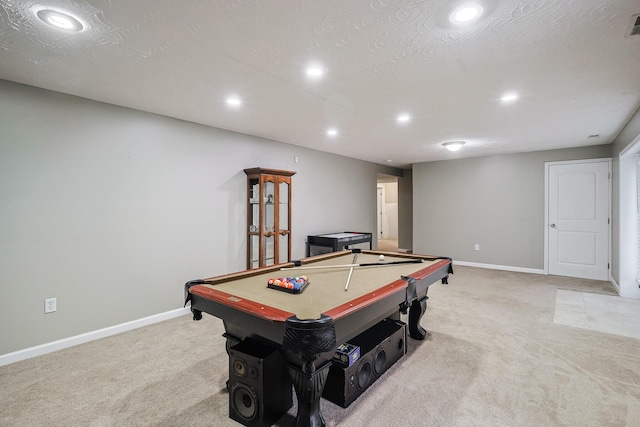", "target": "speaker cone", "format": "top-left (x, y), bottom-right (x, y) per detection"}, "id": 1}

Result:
top-left (356, 360), bottom-right (371, 389)
top-left (232, 358), bottom-right (246, 377)
top-left (373, 348), bottom-right (387, 375)
top-left (232, 384), bottom-right (257, 421)
top-left (248, 366), bottom-right (259, 379)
